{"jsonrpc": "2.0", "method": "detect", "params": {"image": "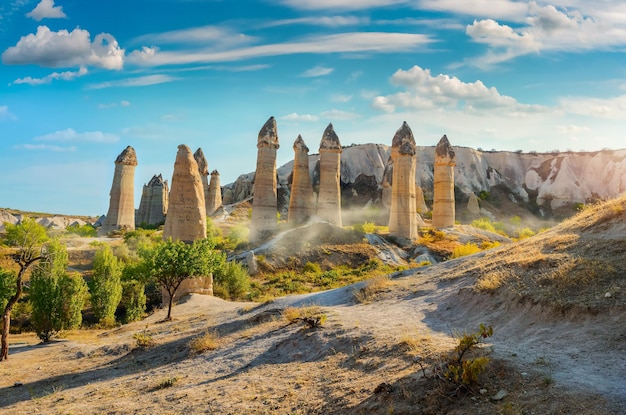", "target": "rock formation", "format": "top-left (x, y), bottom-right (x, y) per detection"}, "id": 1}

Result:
top-left (193, 148), bottom-right (211, 217)
top-left (317, 123), bottom-right (343, 226)
top-left (288, 135), bottom-right (315, 225)
top-left (163, 145), bottom-right (207, 242)
top-left (250, 117), bottom-right (280, 241)
top-left (136, 174), bottom-right (169, 226)
top-left (207, 170), bottom-right (222, 215)
top-left (416, 186), bottom-right (428, 214)
top-left (99, 146), bottom-right (137, 236)
top-left (388, 122), bottom-right (418, 240)
top-left (432, 135), bottom-right (456, 228)
top-left (467, 193), bottom-right (480, 215)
